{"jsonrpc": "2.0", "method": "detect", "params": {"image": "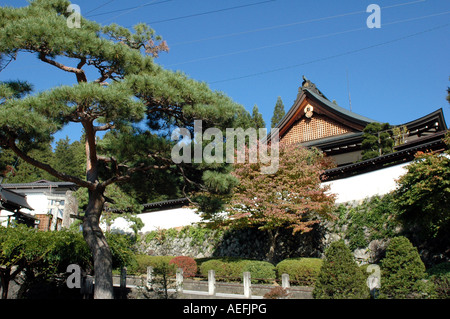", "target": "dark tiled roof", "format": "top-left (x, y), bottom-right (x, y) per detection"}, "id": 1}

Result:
top-left (0, 186), bottom-right (34, 211)
top-left (1, 180), bottom-right (78, 190)
top-left (305, 89), bottom-right (377, 126)
top-left (143, 198), bottom-right (189, 211)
